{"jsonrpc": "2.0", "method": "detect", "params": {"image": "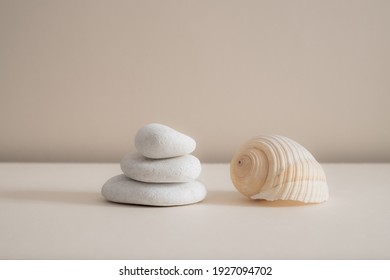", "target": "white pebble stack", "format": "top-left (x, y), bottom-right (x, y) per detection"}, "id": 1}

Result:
top-left (102, 123), bottom-right (206, 206)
